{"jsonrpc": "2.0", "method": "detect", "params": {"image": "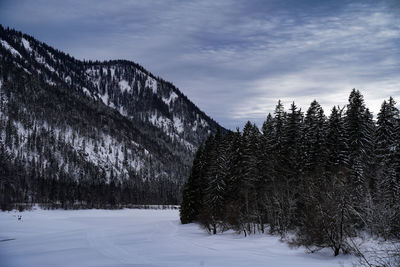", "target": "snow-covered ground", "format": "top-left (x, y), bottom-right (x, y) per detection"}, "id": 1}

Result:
top-left (0, 209), bottom-right (354, 267)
